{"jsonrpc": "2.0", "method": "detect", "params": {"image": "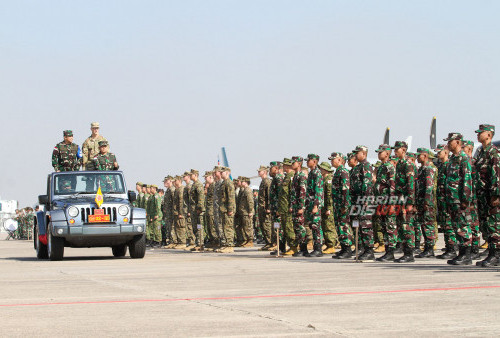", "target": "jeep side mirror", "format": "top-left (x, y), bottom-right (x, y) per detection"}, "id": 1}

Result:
top-left (128, 191), bottom-right (136, 202)
top-left (38, 195), bottom-right (49, 205)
